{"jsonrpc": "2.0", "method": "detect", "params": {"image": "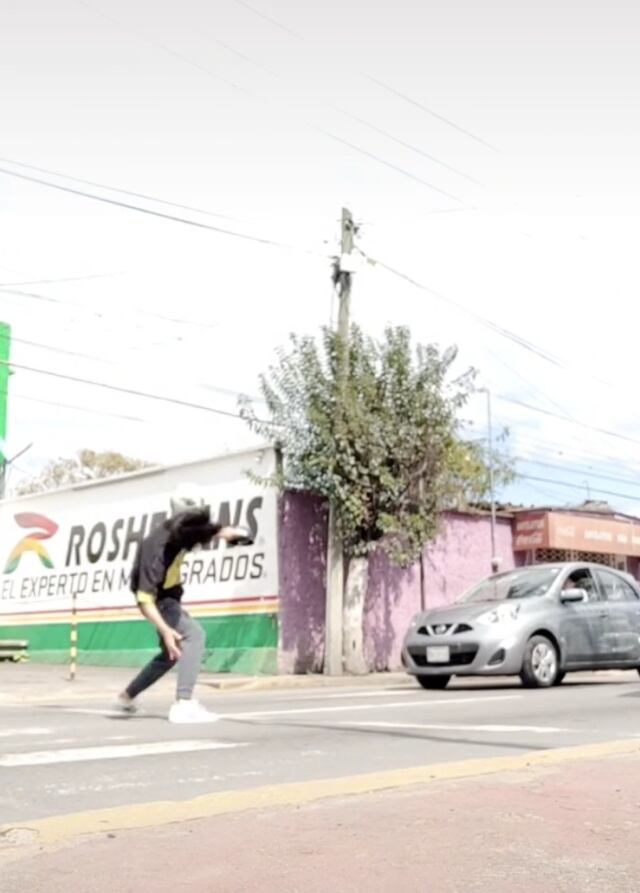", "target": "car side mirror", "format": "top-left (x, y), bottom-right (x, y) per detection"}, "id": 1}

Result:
top-left (560, 588), bottom-right (588, 604)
